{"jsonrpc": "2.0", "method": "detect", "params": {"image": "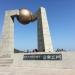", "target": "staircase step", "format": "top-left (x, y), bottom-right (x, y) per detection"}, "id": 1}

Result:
top-left (0, 58), bottom-right (13, 66)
